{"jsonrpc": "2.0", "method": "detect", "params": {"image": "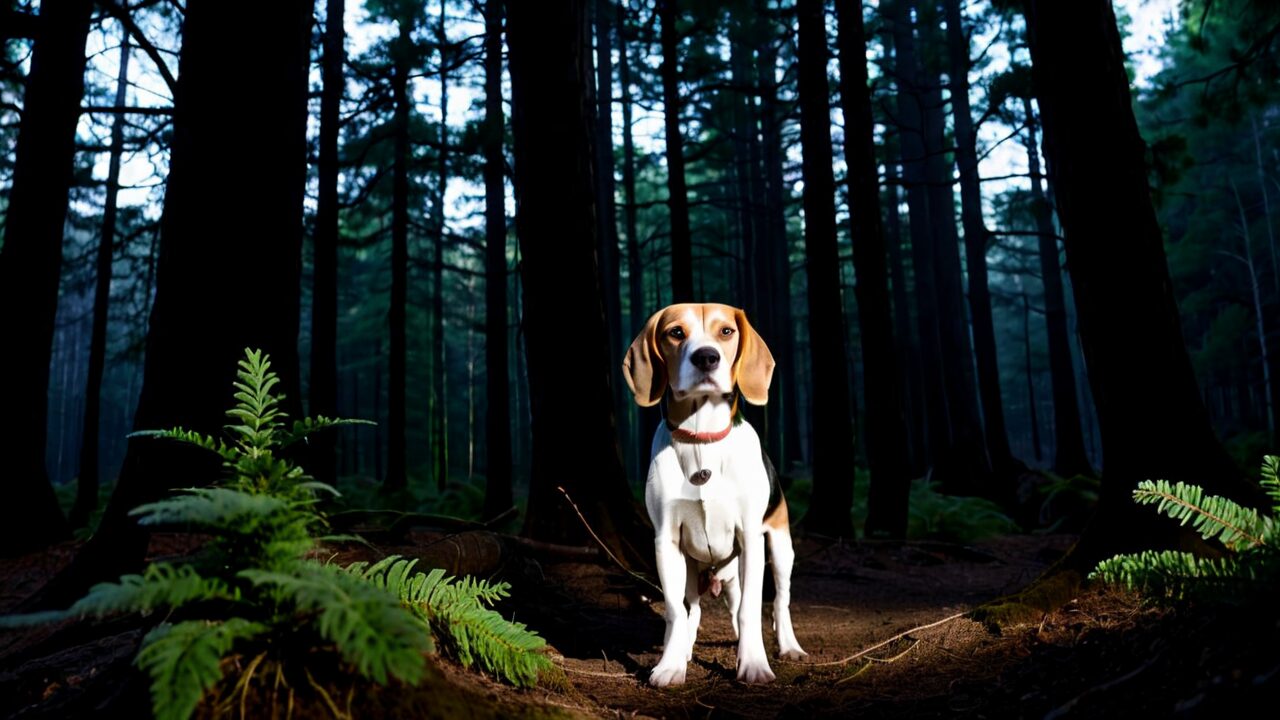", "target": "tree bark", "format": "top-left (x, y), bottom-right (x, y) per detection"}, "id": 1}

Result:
top-left (33, 0), bottom-right (311, 604)
top-left (943, 0), bottom-right (1014, 489)
top-left (310, 0), bottom-right (345, 487)
top-left (432, 4), bottom-right (450, 493)
top-left (618, 0), bottom-right (648, 484)
top-left (796, 0), bottom-right (858, 539)
top-left (889, 0), bottom-right (949, 475)
top-left (482, 0), bottom-right (513, 518)
top-left (71, 30), bottom-right (132, 530)
top-left (836, 0), bottom-right (911, 538)
top-left (385, 14), bottom-right (412, 492)
top-left (1023, 0), bottom-right (1252, 559)
top-left (1022, 291), bottom-right (1043, 462)
top-left (1023, 96), bottom-right (1092, 477)
top-left (506, 0), bottom-right (653, 570)
top-left (759, 26), bottom-right (804, 471)
top-left (657, 0), bottom-right (693, 302)
top-left (0, 0), bottom-right (94, 554)
top-left (884, 159), bottom-right (926, 475)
